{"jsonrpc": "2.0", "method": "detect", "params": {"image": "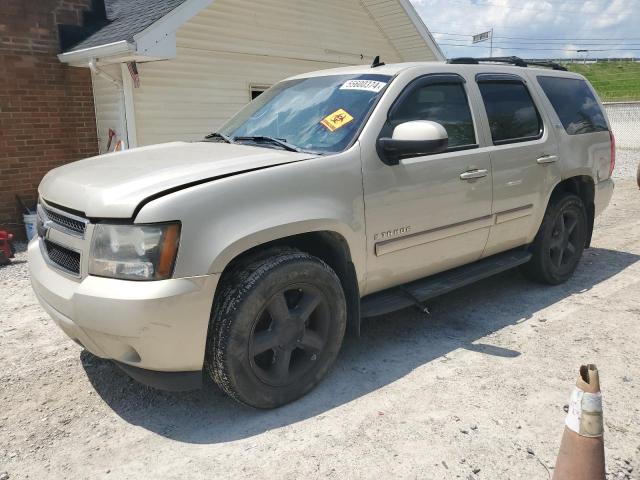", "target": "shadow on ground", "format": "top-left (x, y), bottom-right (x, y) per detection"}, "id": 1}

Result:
top-left (81, 247), bottom-right (639, 444)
